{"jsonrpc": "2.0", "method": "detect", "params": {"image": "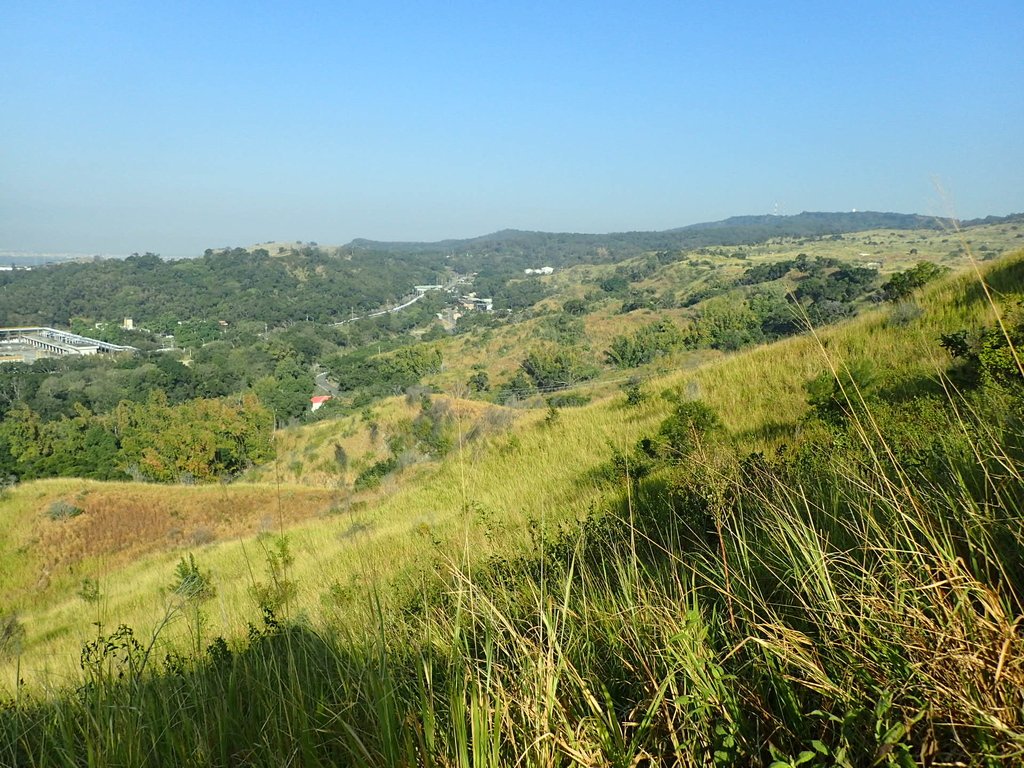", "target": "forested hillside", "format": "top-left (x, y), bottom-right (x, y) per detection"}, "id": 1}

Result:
top-left (0, 215), bottom-right (1020, 490)
top-left (0, 247), bottom-right (445, 329)
top-left (344, 210), bottom-right (1024, 266)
